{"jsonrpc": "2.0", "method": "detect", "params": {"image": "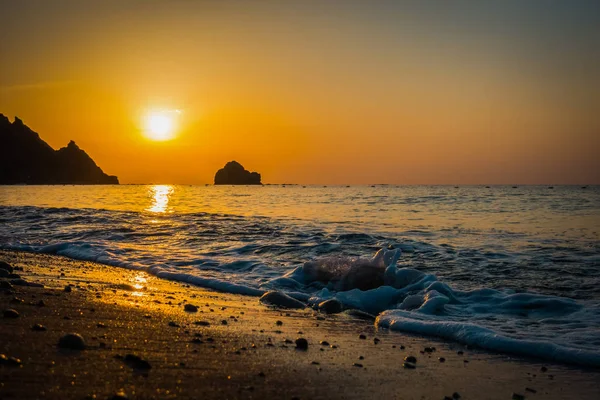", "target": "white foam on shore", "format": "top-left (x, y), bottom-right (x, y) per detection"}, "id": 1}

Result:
top-left (376, 312), bottom-right (600, 367)
top-left (4, 240), bottom-right (600, 368)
